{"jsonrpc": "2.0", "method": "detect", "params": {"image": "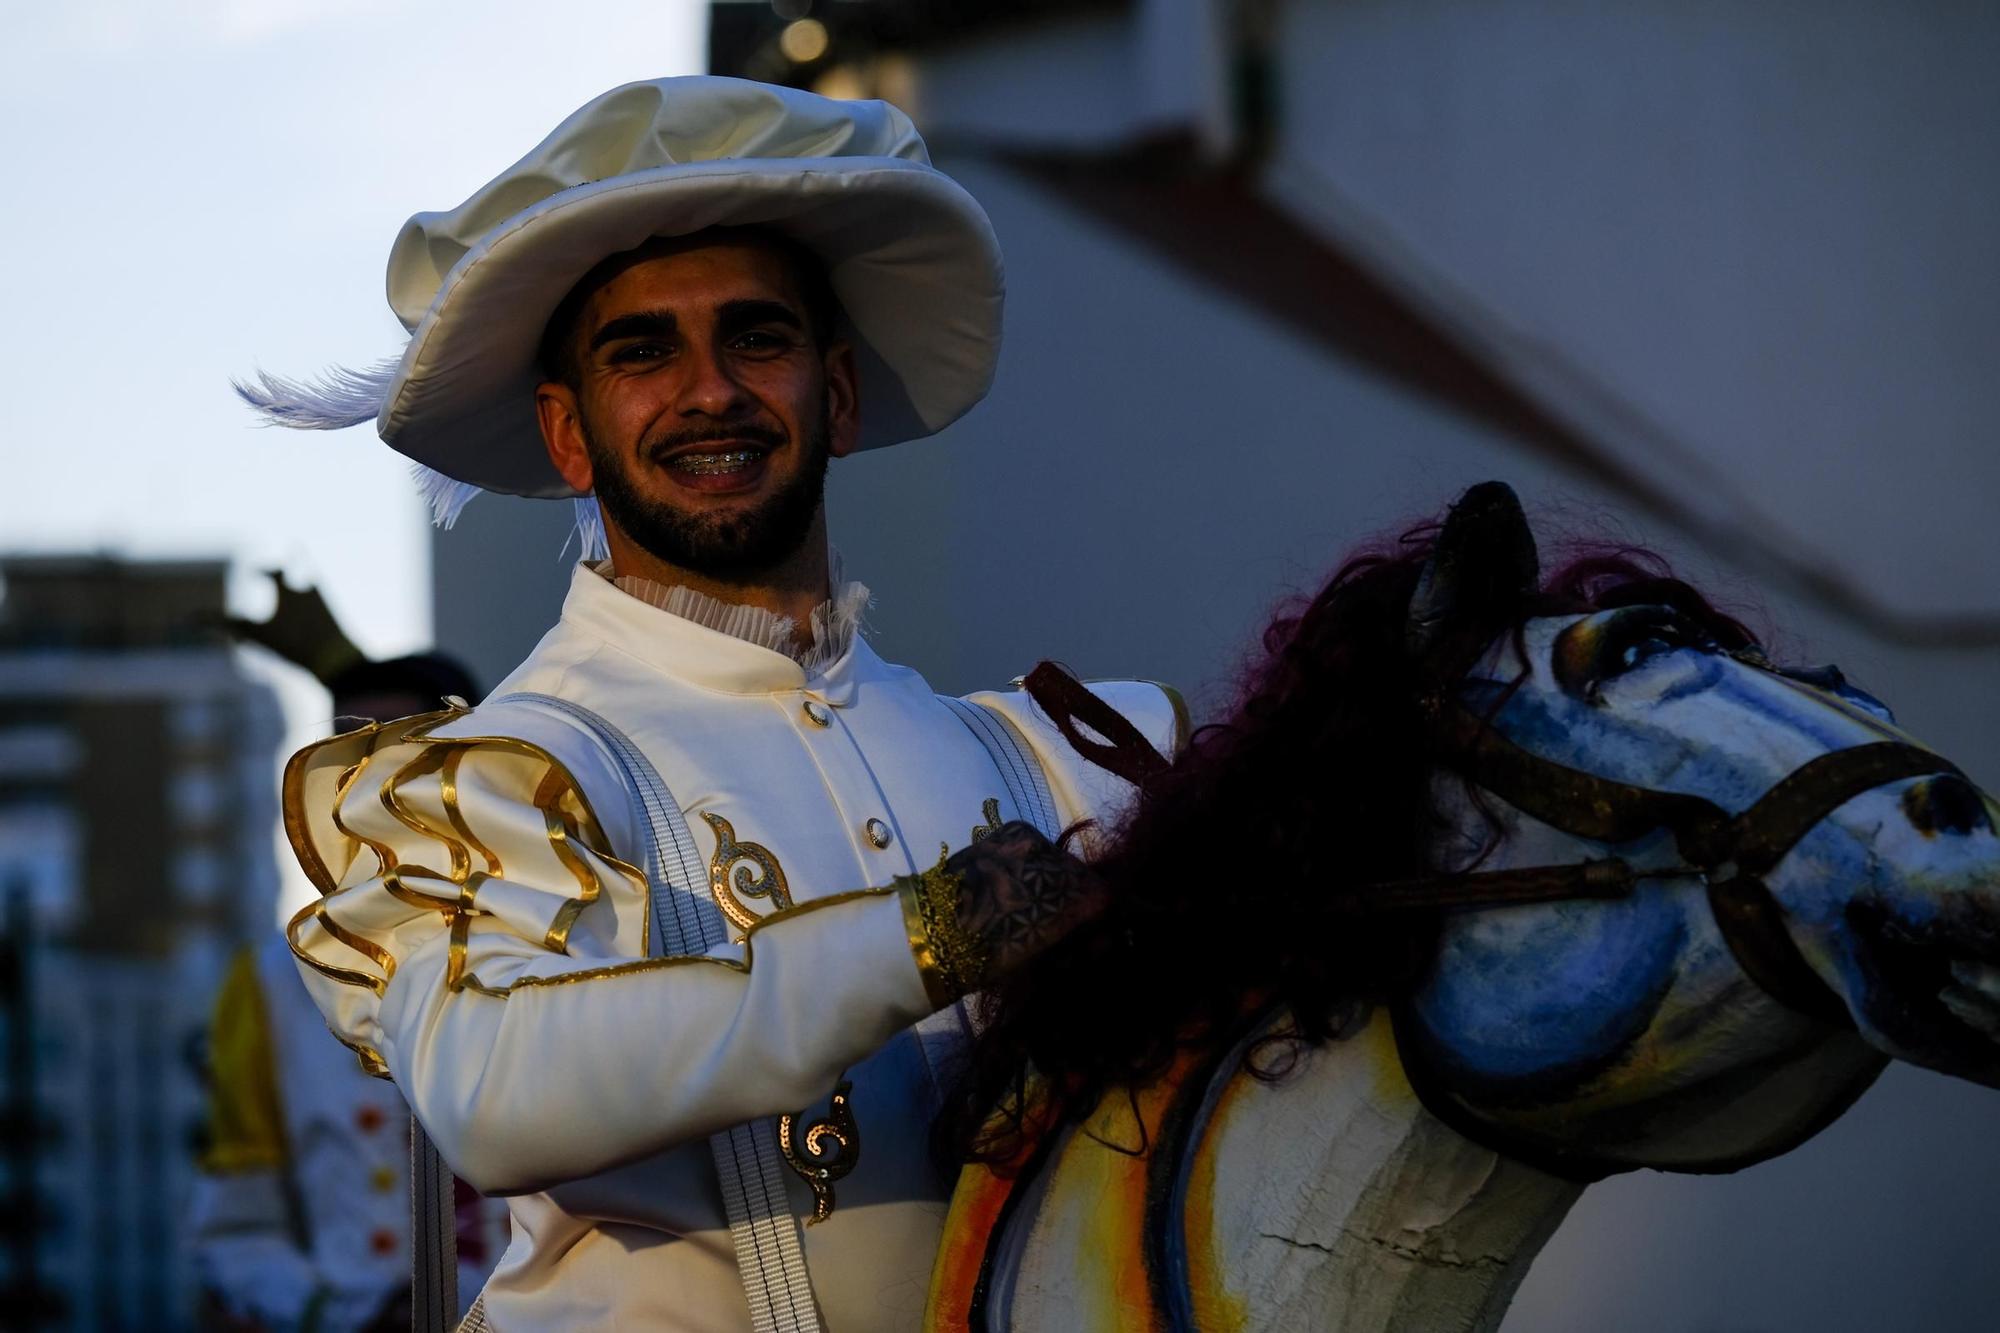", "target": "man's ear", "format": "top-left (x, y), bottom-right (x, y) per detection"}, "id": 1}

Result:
top-left (535, 382), bottom-right (596, 493)
top-left (823, 341), bottom-right (861, 459)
